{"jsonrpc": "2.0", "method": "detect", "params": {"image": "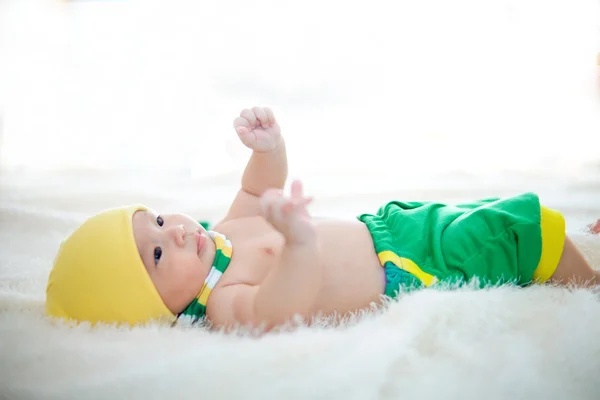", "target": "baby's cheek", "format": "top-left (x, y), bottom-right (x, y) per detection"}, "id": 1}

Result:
top-left (184, 257), bottom-right (205, 284)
